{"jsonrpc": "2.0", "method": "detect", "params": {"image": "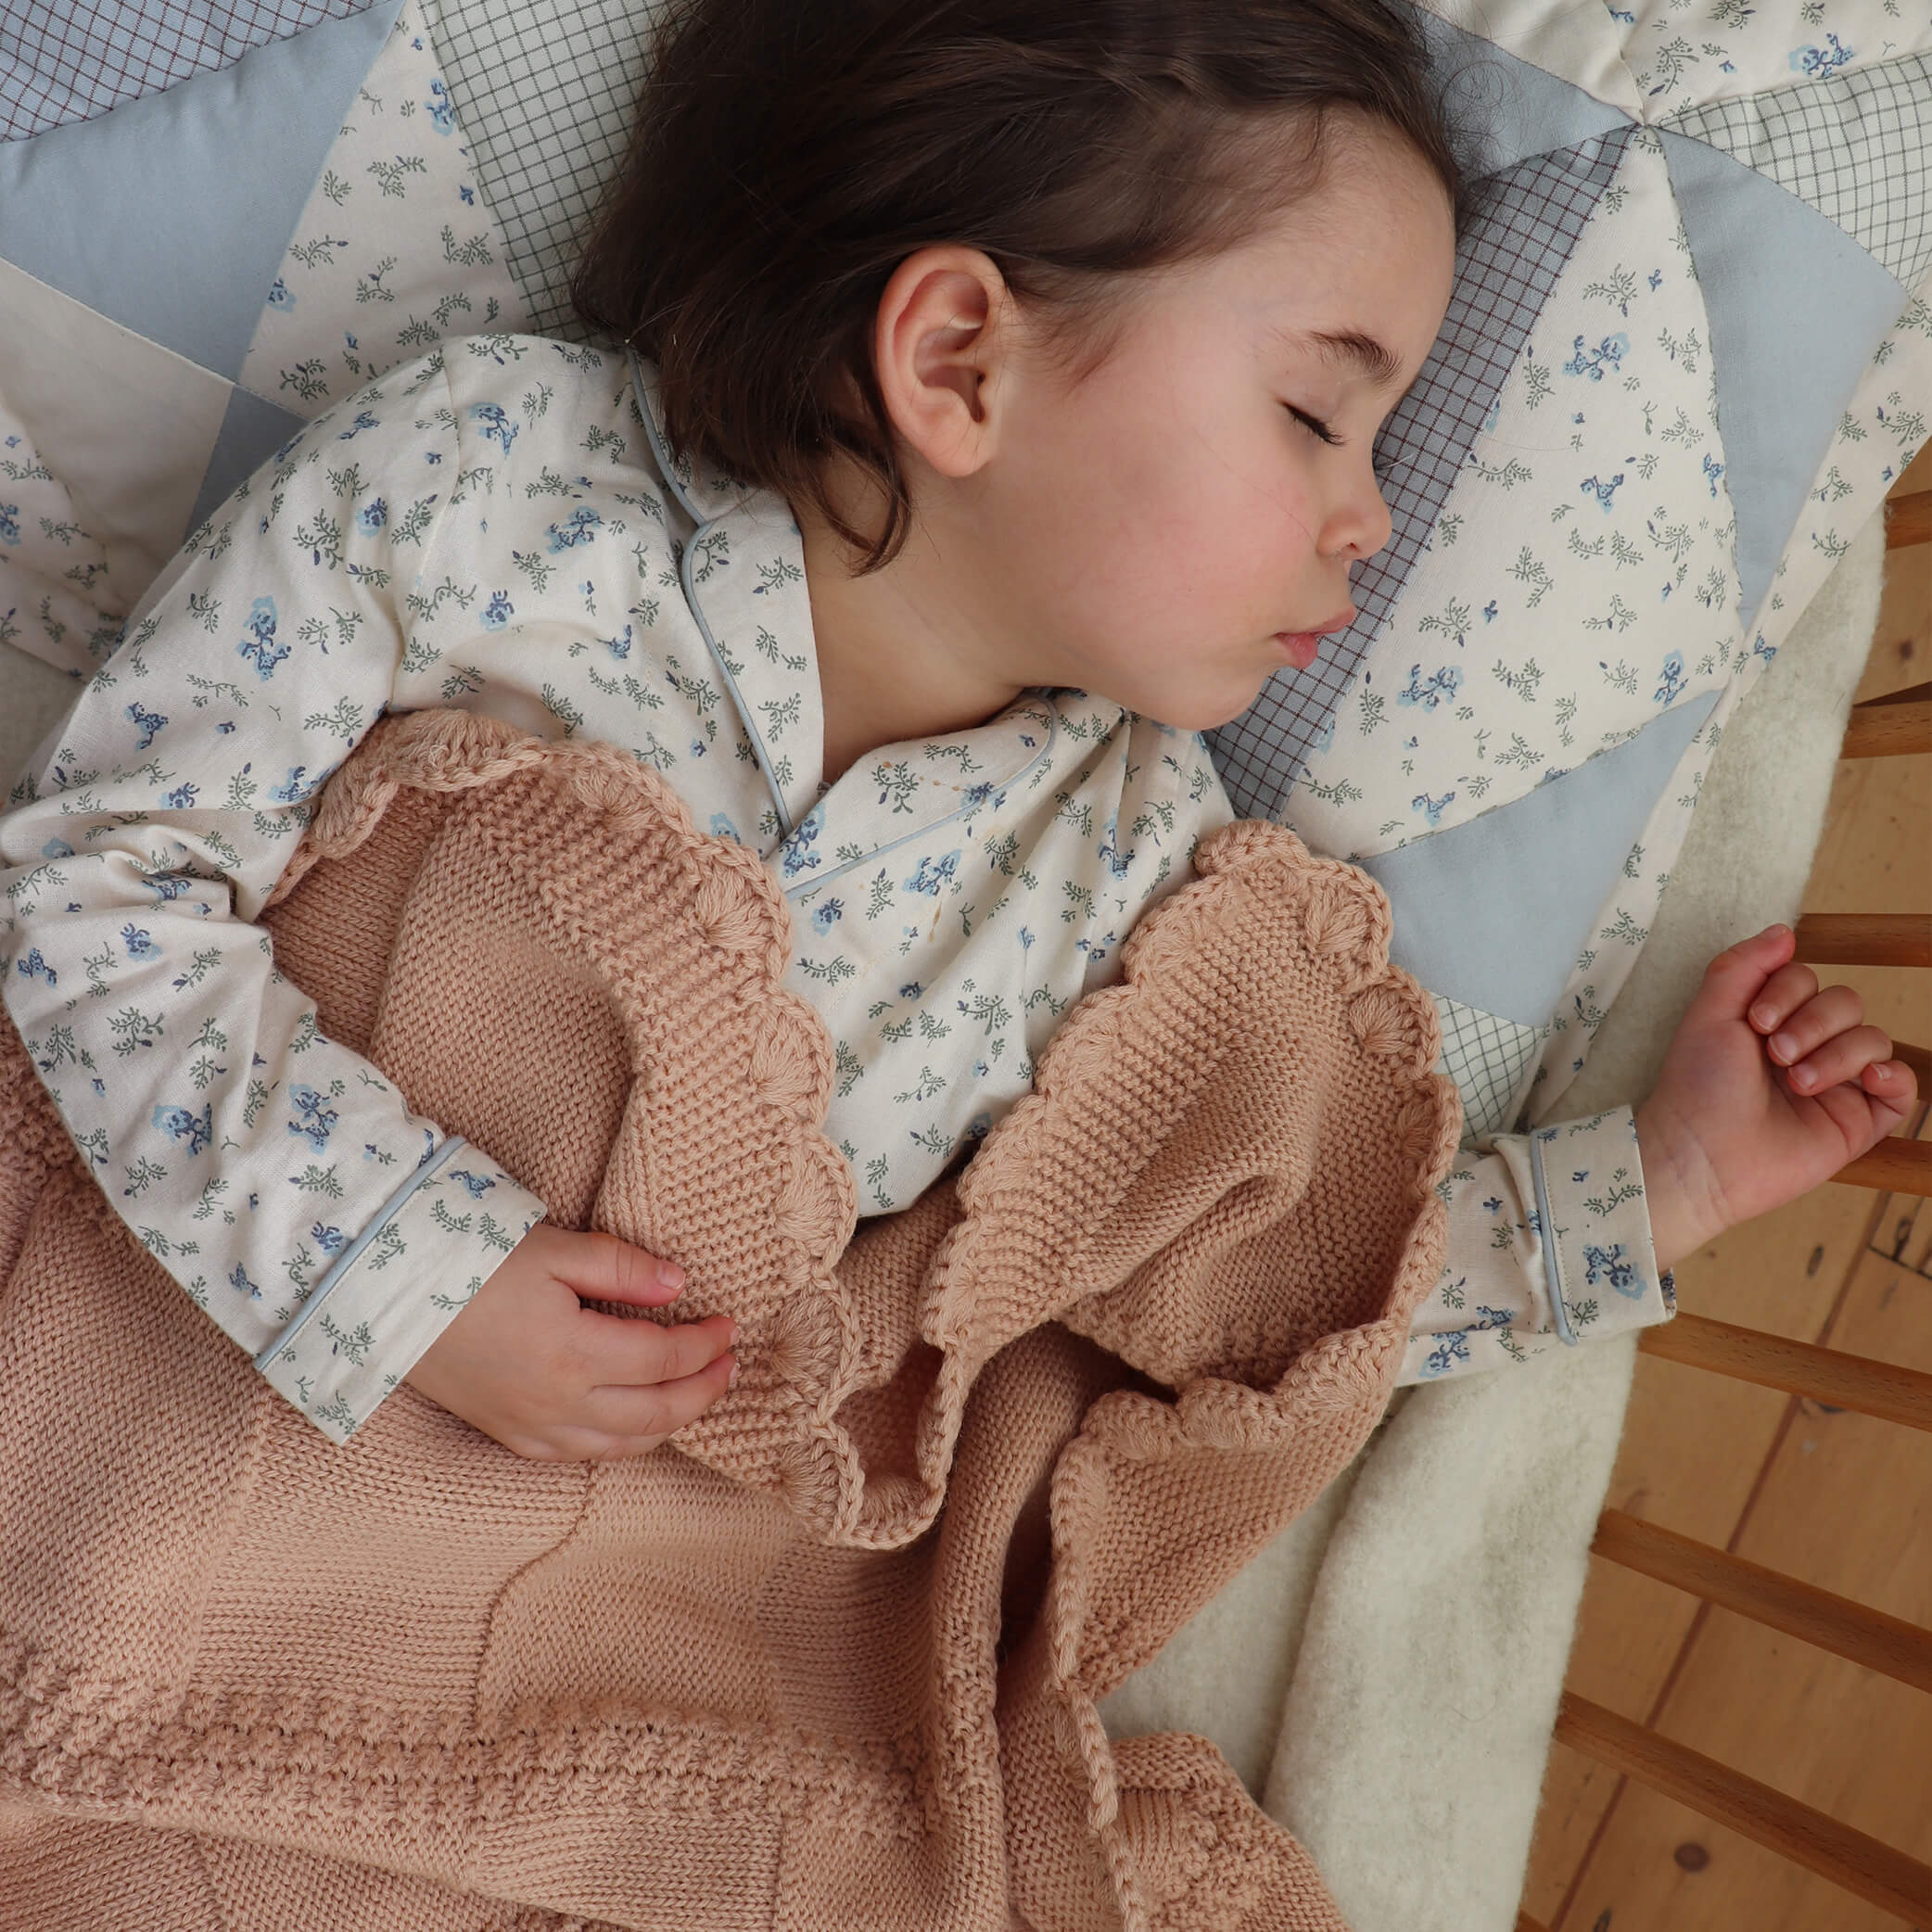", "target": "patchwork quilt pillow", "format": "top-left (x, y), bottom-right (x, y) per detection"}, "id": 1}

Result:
top-left (0, 0), bottom-right (1927, 1150)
